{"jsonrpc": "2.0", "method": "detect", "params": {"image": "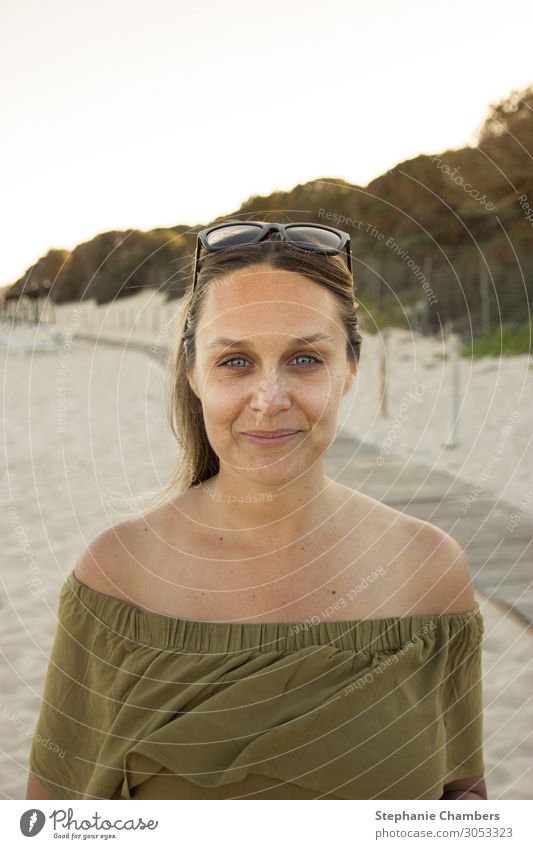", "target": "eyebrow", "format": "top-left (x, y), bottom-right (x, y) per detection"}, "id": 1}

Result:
top-left (205, 332), bottom-right (334, 351)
